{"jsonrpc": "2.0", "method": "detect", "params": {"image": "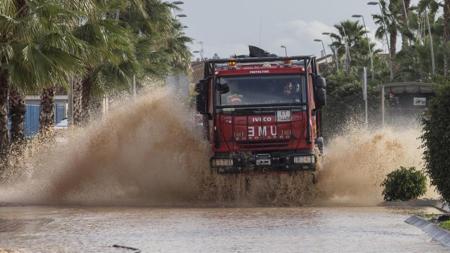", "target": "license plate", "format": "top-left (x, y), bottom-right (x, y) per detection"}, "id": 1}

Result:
top-left (277, 110), bottom-right (291, 122)
top-left (256, 159), bottom-right (271, 166)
